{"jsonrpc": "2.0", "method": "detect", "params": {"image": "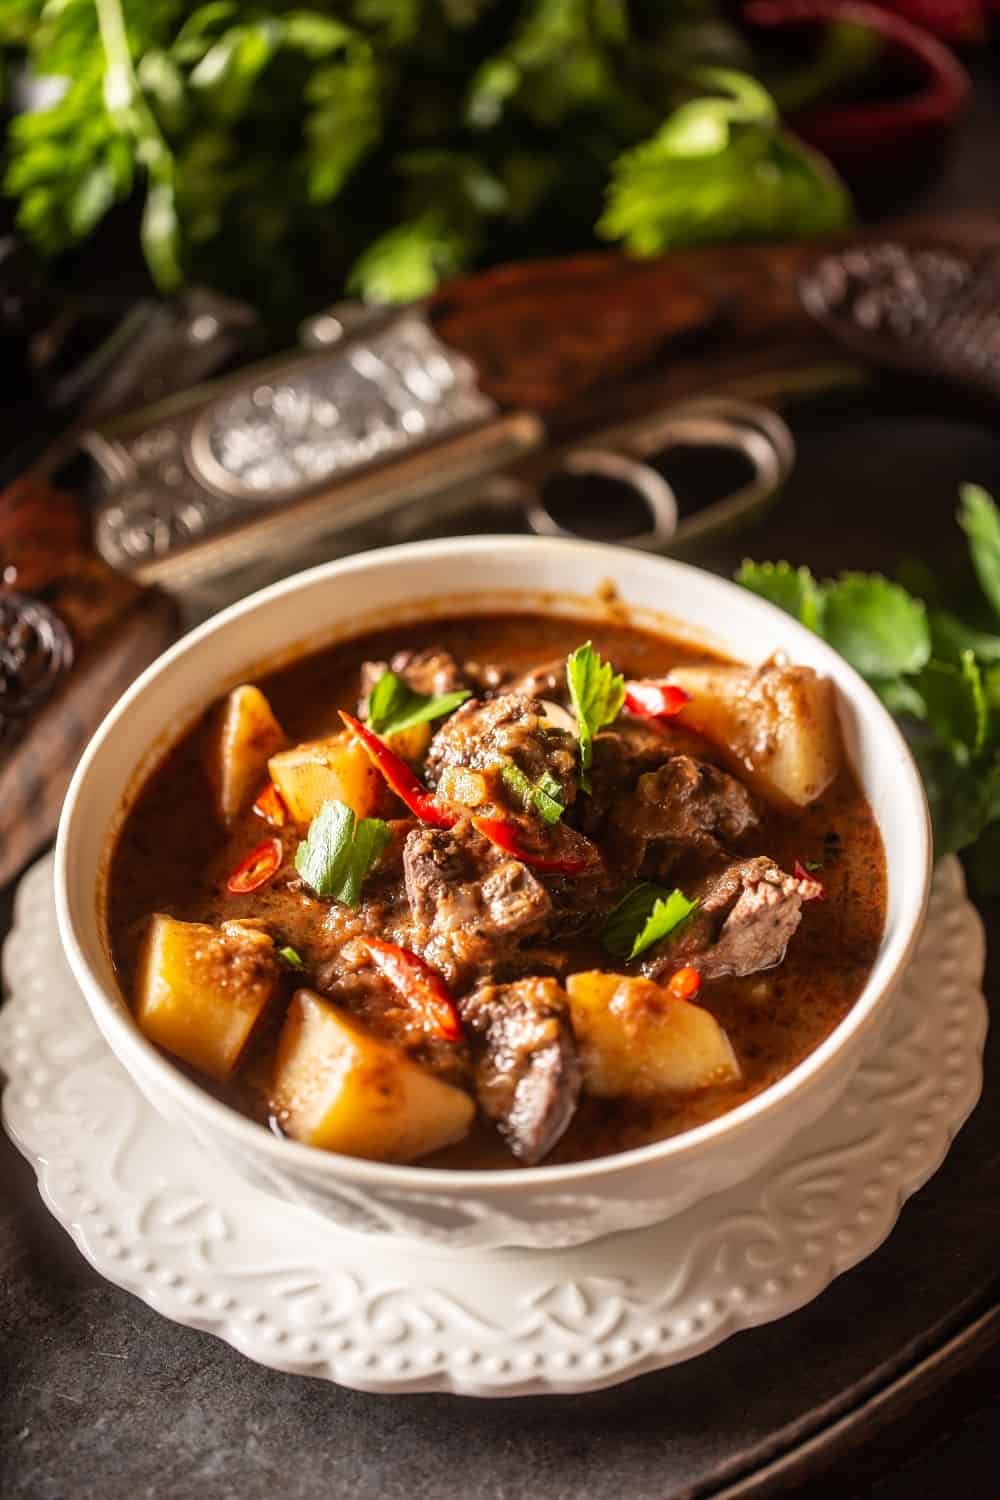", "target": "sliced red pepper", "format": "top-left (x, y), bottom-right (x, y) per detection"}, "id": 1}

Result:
top-left (339, 710), bottom-right (456, 828)
top-left (624, 681), bottom-right (691, 720)
top-left (667, 967), bottom-right (703, 1002)
top-left (363, 938), bottom-right (463, 1042)
top-left (472, 816), bottom-right (598, 876)
top-left (226, 837), bottom-right (282, 894)
top-left (793, 860), bottom-right (826, 901)
top-left (253, 781), bottom-right (287, 828)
